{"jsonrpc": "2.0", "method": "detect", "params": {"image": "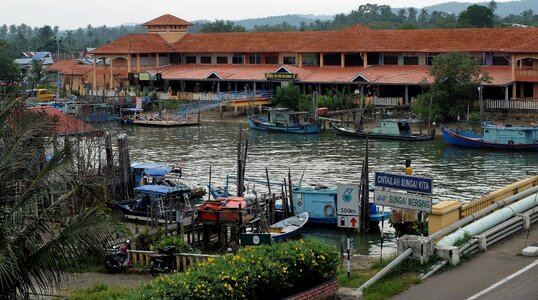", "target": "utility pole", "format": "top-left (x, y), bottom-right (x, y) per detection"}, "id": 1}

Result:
top-left (55, 36), bottom-right (62, 100)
